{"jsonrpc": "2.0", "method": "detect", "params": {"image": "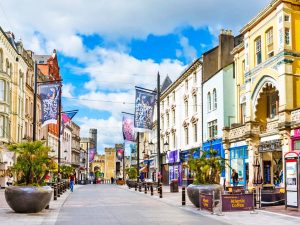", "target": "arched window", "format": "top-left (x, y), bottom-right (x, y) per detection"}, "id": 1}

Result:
top-left (213, 89), bottom-right (217, 110)
top-left (207, 92), bottom-right (211, 112)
